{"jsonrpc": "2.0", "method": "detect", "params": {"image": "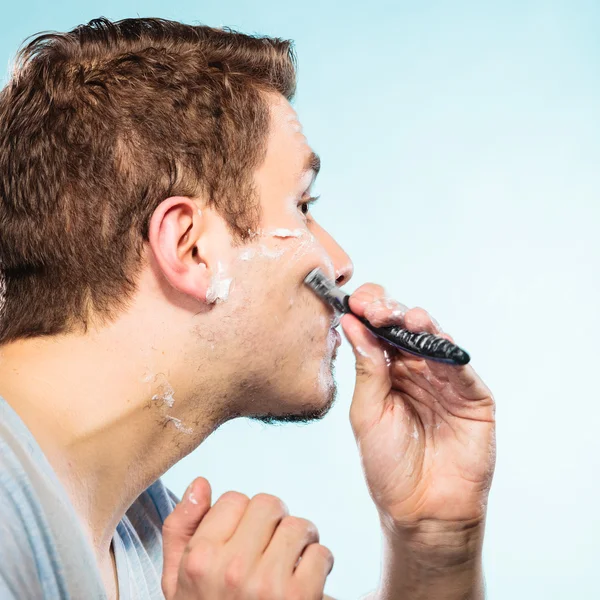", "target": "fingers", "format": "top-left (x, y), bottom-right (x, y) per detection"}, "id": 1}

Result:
top-left (347, 283), bottom-right (387, 317)
top-left (349, 285), bottom-right (443, 337)
top-left (162, 477), bottom-right (212, 600)
top-left (403, 306), bottom-right (447, 338)
top-left (189, 490), bottom-right (250, 545)
top-left (364, 298), bottom-right (409, 328)
top-left (350, 284), bottom-right (453, 347)
top-left (226, 493), bottom-right (289, 564)
top-left (164, 488), bottom-right (333, 599)
top-left (343, 284), bottom-right (459, 433)
top-left (260, 516), bottom-right (320, 578)
top-left (293, 542), bottom-right (334, 592)
top-left (340, 312), bottom-right (388, 368)
top-left (340, 312), bottom-right (392, 435)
